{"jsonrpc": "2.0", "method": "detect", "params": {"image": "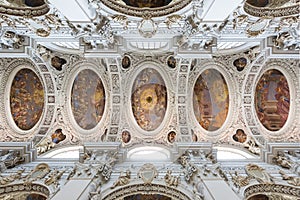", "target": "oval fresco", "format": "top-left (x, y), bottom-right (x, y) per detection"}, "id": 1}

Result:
top-left (71, 69), bottom-right (105, 130)
top-left (255, 69), bottom-right (290, 131)
top-left (193, 69), bottom-right (229, 131)
top-left (131, 68), bottom-right (167, 131)
top-left (10, 68), bottom-right (44, 130)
